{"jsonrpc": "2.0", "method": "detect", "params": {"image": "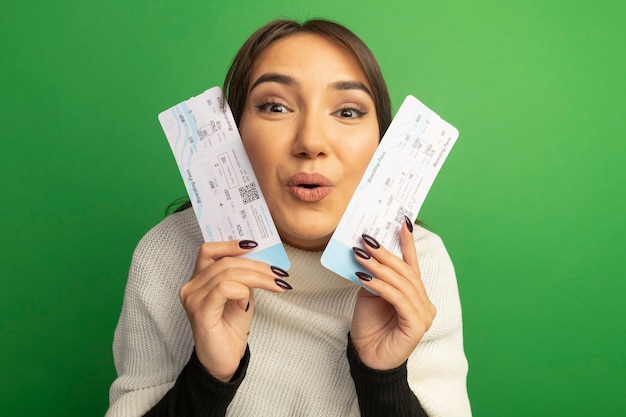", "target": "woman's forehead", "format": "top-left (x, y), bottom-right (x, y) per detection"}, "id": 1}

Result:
top-left (248, 33), bottom-right (370, 88)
